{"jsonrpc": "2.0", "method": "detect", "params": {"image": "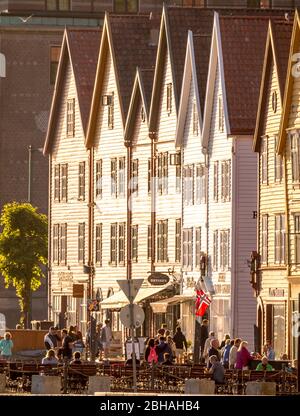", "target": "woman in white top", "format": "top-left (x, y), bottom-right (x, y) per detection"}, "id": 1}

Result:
top-left (42, 349), bottom-right (58, 365)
